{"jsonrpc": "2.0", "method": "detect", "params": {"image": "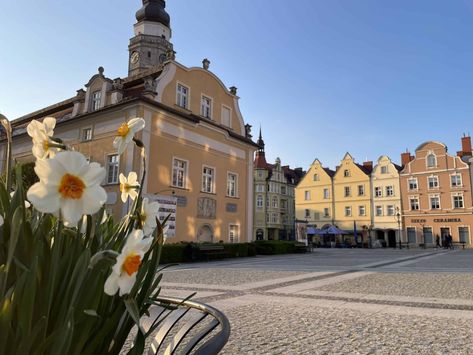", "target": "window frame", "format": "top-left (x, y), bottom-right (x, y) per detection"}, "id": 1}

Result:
top-left (357, 184), bottom-right (365, 196)
top-left (228, 224), bottom-right (240, 243)
top-left (359, 205), bottom-right (366, 216)
top-left (452, 193), bottom-right (464, 209)
top-left (427, 175), bottom-right (439, 190)
top-left (221, 104), bottom-right (232, 128)
top-left (176, 82), bottom-right (190, 109)
top-left (426, 153), bottom-right (437, 168)
top-left (81, 127), bottom-right (93, 142)
top-left (226, 171), bottom-right (238, 197)
top-left (171, 157), bottom-right (189, 189)
top-left (106, 153), bottom-right (120, 184)
top-left (451, 173), bottom-right (463, 188)
top-left (201, 165), bottom-right (216, 194)
top-left (409, 195), bottom-right (420, 211)
top-left (200, 94), bottom-right (213, 119)
top-left (344, 206), bottom-right (352, 217)
top-left (429, 194), bottom-right (441, 210)
top-left (92, 90), bottom-right (102, 111)
top-left (408, 177), bottom-right (418, 191)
